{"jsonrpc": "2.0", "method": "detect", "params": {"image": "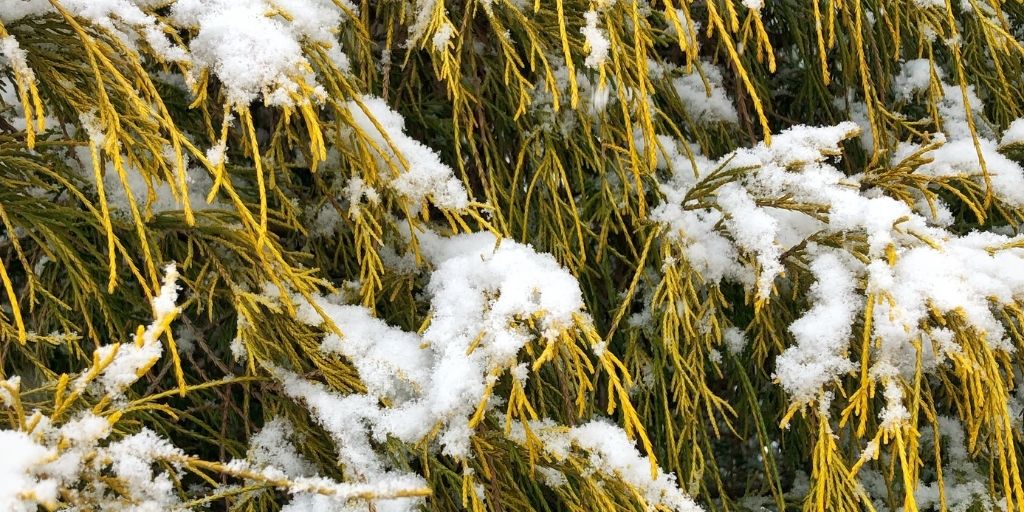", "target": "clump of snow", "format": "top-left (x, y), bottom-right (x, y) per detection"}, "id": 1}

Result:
top-left (0, 36), bottom-right (34, 84)
top-left (344, 95), bottom-right (469, 210)
top-left (506, 419), bottom-right (702, 512)
top-left (407, 0), bottom-right (439, 43)
top-left (247, 418), bottom-right (316, 479)
top-left (0, 413), bottom-right (185, 510)
top-left (0, 430), bottom-right (57, 512)
top-left (915, 137), bottom-right (1024, 207)
top-left (3, 1), bottom-right (189, 72)
top-left (1001, 118), bottom-right (1024, 147)
top-left (891, 60), bottom-right (1024, 209)
top-left (432, 22), bottom-right (454, 51)
top-left (671, 63), bottom-right (739, 124)
top-left (275, 231), bottom-right (586, 459)
top-left (168, 0), bottom-right (353, 106)
top-left (343, 176), bottom-right (381, 217)
top-left (0, 0), bottom-right (51, 23)
top-left (77, 263), bottom-right (181, 396)
top-left (894, 59), bottom-right (987, 140)
top-left (774, 251), bottom-right (859, 404)
top-left (581, 10), bottom-right (610, 69)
